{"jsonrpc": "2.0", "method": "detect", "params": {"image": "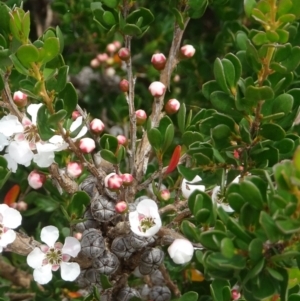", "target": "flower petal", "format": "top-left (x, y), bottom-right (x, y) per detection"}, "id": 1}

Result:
top-left (0, 204), bottom-right (9, 215)
top-left (33, 264), bottom-right (53, 284)
top-left (181, 176), bottom-right (205, 199)
top-left (27, 104), bottom-right (43, 125)
top-left (2, 207), bottom-right (22, 229)
top-left (41, 226), bottom-right (59, 247)
top-left (62, 237), bottom-right (81, 257)
top-left (0, 115), bottom-right (23, 137)
top-left (27, 247), bottom-right (46, 269)
top-left (0, 229), bottom-right (16, 247)
top-left (0, 133), bottom-right (9, 151)
top-left (168, 239), bottom-right (194, 264)
top-left (60, 262), bottom-right (80, 281)
top-left (7, 141), bottom-right (33, 166)
top-left (3, 154), bottom-right (18, 173)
